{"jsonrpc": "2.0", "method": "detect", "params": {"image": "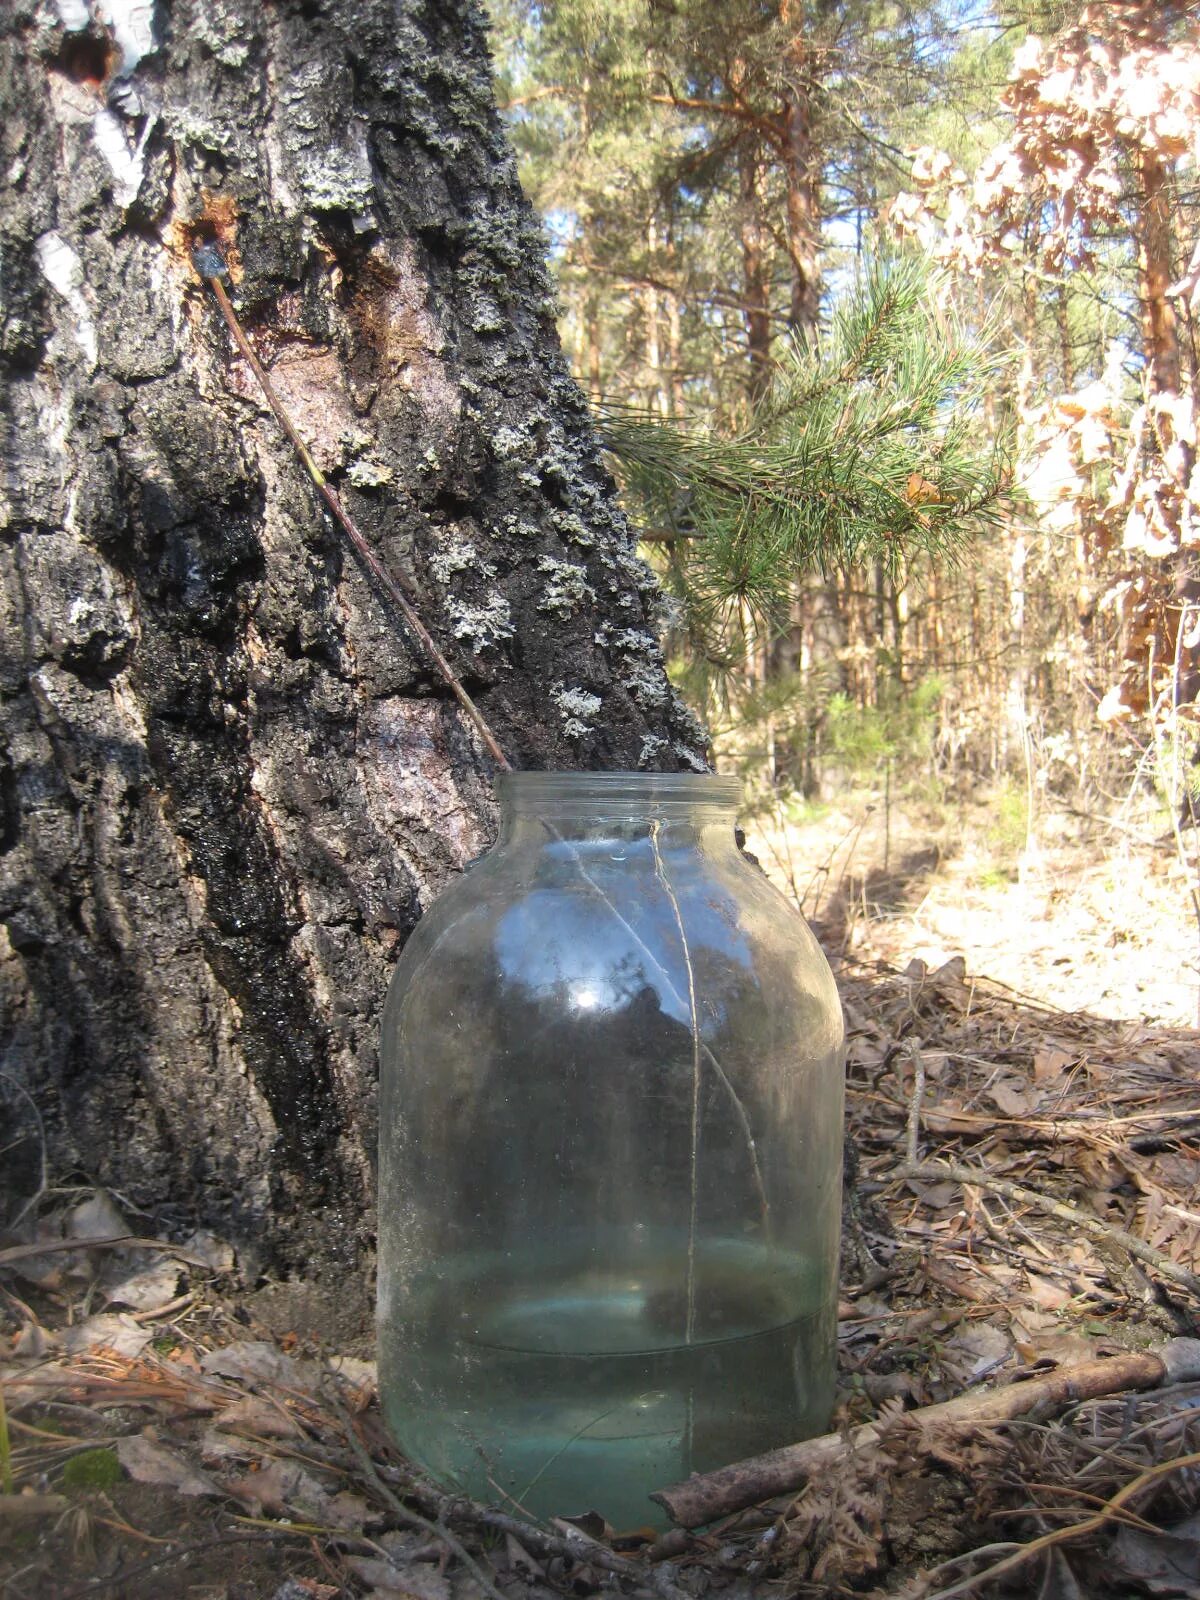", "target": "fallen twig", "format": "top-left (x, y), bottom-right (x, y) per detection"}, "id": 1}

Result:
top-left (322, 1410), bottom-right (694, 1596)
top-left (898, 1159), bottom-right (1200, 1299)
top-left (58, 1531), bottom-right (295, 1598)
top-left (315, 1439), bottom-right (696, 1576)
top-left (904, 1040), bottom-right (926, 1165)
top-left (0, 1492), bottom-right (69, 1516)
top-left (0, 1235), bottom-right (215, 1270)
top-left (652, 1339), bottom-right (1200, 1527)
top-left (327, 1386), bottom-right (510, 1600)
top-left (918, 1446), bottom-right (1200, 1600)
